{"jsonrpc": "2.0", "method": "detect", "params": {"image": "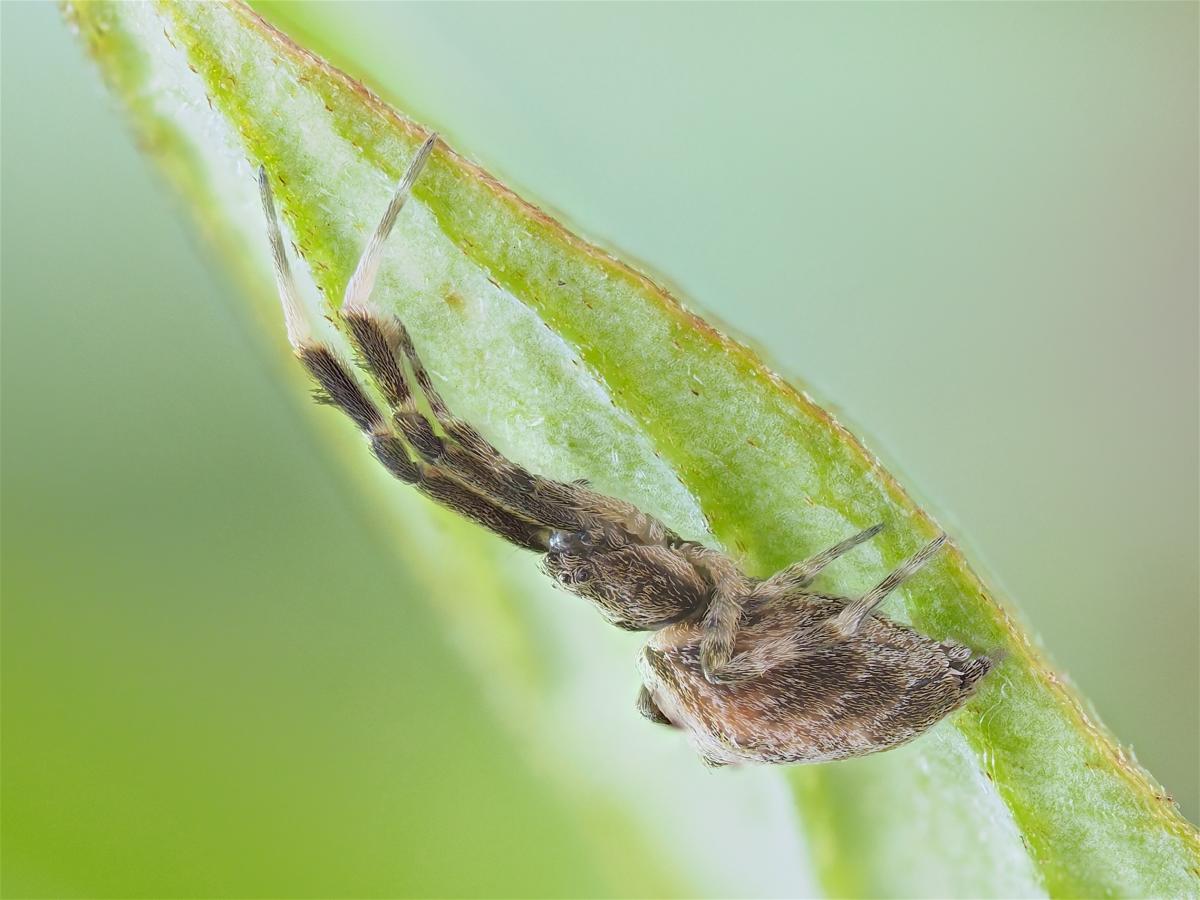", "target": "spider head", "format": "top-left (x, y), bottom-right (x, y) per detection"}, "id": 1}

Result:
top-left (544, 542), bottom-right (708, 631)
